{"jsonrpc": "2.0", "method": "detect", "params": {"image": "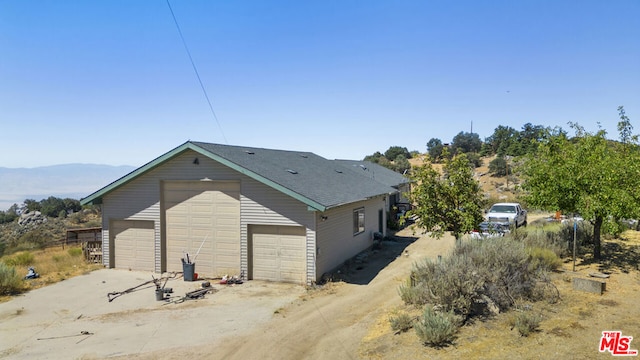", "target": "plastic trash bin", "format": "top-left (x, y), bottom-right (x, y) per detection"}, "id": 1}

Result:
top-left (183, 262), bottom-right (195, 281)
